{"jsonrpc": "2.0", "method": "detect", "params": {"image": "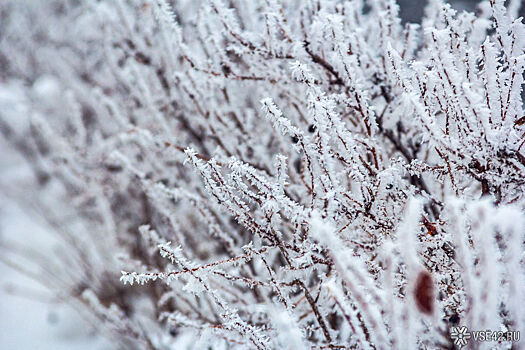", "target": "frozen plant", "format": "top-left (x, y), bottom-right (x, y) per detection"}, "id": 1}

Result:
top-left (0, 0), bottom-right (524, 349)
